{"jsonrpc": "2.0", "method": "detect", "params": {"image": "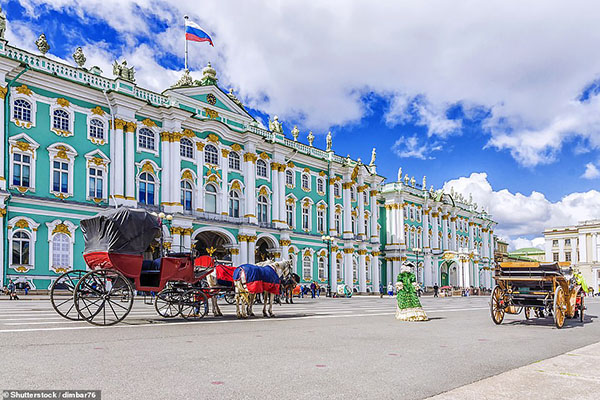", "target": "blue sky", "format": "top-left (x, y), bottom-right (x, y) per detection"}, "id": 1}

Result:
top-left (3, 0), bottom-right (600, 248)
